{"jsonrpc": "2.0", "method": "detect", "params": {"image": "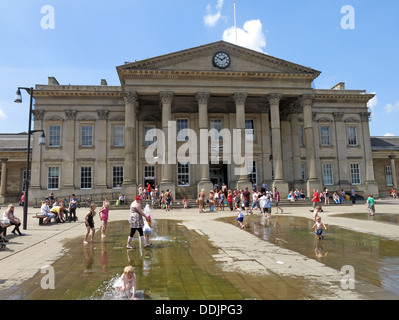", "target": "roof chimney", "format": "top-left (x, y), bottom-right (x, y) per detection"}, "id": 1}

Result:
top-left (48, 77), bottom-right (59, 85)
